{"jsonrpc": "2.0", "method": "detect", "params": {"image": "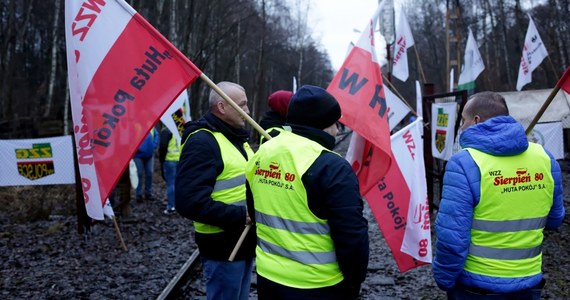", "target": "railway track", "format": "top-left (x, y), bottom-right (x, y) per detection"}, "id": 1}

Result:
top-left (157, 249), bottom-right (202, 300)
